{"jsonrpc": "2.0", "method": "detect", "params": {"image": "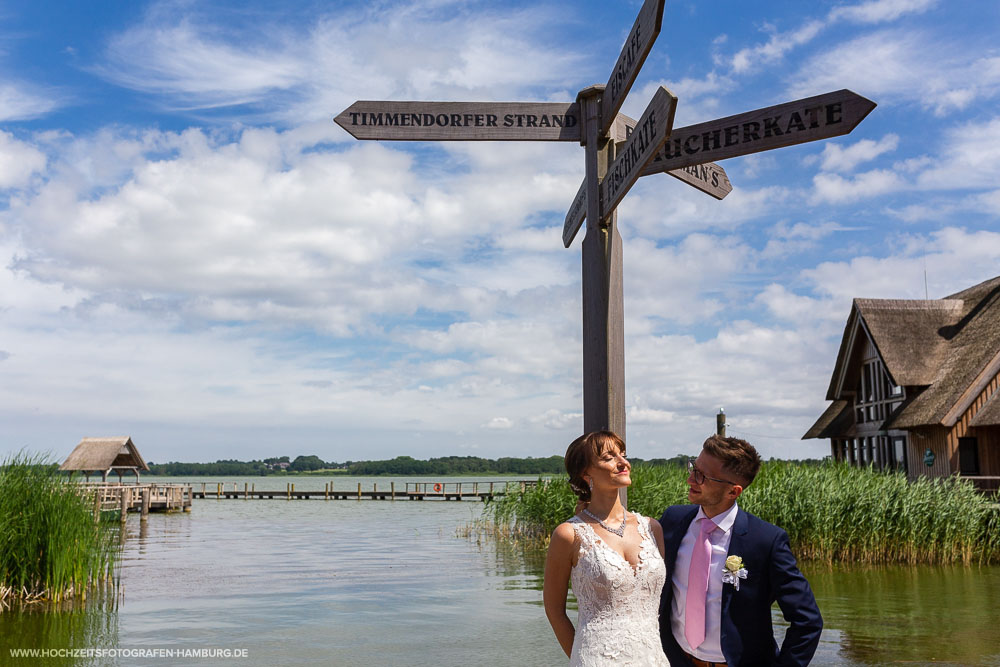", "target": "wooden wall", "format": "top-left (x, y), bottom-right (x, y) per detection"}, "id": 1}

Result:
top-left (906, 369), bottom-right (1000, 480)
